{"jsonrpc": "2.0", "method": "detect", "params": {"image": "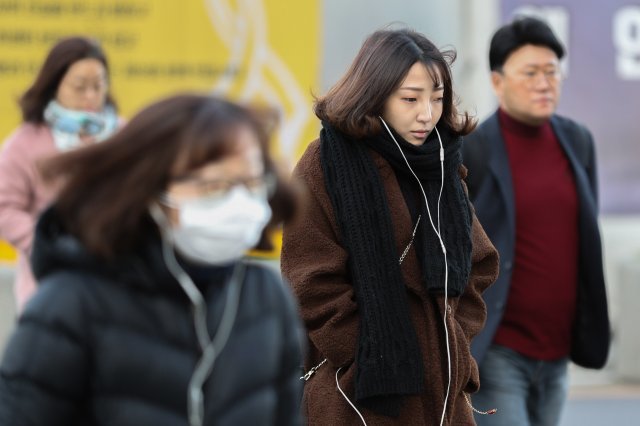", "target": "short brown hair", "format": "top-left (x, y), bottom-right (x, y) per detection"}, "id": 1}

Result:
top-left (315, 28), bottom-right (475, 138)
top-left (20, 36), bottom-right (117, 124)
top-left (41, 94), bottom-right (296, 258)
